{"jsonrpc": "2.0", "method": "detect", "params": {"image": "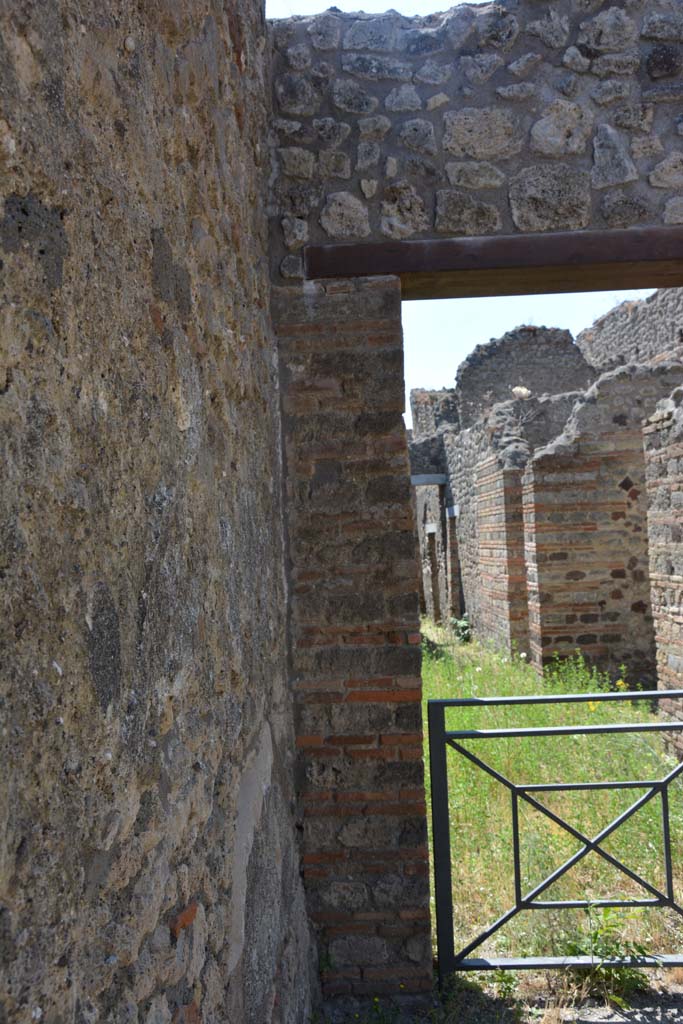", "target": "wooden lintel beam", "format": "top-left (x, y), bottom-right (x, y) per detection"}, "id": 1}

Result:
top-left (304, 227), bottom-right (683, 301)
